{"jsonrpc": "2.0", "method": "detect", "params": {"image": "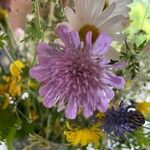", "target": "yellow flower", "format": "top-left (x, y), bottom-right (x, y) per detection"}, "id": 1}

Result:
top-left (0, 60), bottom-right (24, 97)
top-left (0, 8), bottom-right (8, 18)
top-left (10, 60), bottom-right (24, 79)
top-left (135, 102), bottom-right (150, 118)
top-left (8, 60), bottom-right (24, 96)
top-left (64, 123), bottom-right (103, 146)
